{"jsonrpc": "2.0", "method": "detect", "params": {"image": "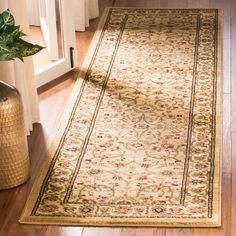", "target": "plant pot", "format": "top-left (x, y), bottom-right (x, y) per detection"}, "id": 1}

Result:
top-left (0, 81), bottom-right (29, 190)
